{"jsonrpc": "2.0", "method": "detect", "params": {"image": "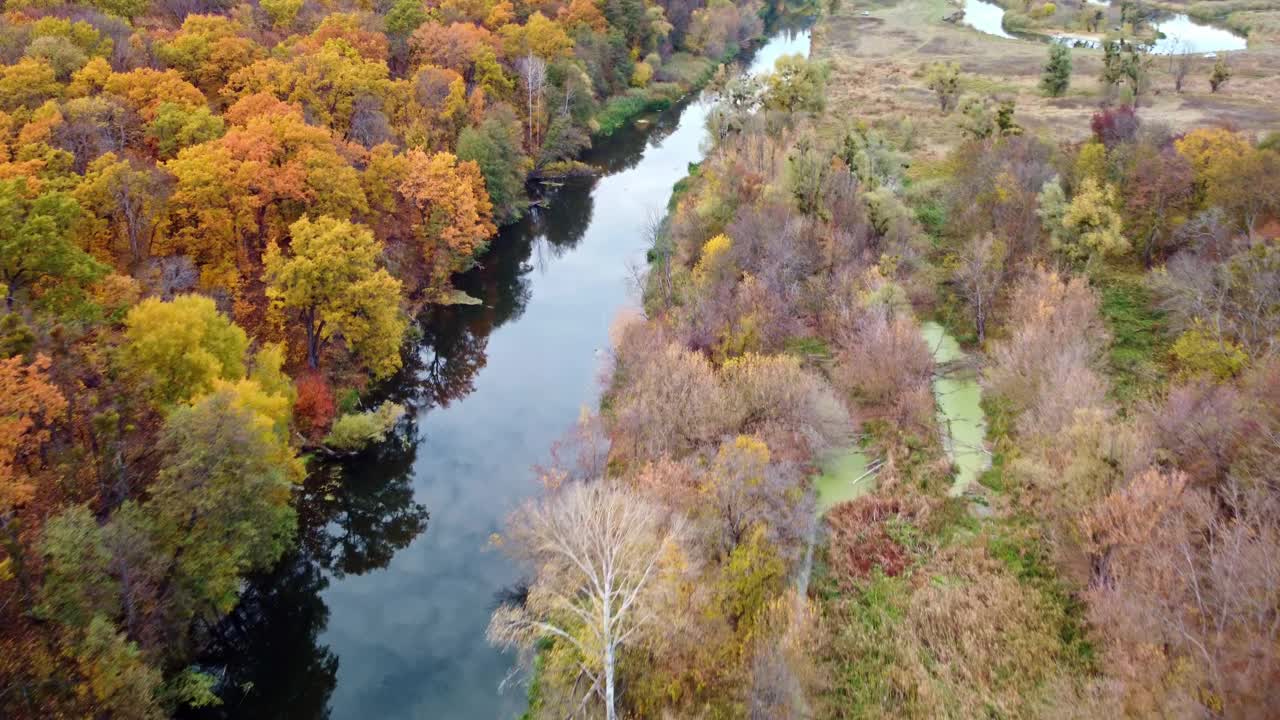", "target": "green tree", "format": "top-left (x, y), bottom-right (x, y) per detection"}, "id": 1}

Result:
top-left (260, 0), bottom-right (303, 29)
top-left (925, 61), bottom-right (961, 113)
top-left (0, 179), bottom-right (105, 311)
top-left (118, 295), bottom-right (248, 405)
top-left (38, 505), bottom-right (119, 629)
top-left (1209, 56), bottom-right (1231, 92)
top-left (457, 107), bottom-right (529, 224)
top-left (264, 216), bottom-right (406, 378)
top-left (385, 0), bottom-right (428, 36)
top-left (1044, 176), bottom-right (1129, 262)
top-left (763, 54), bottom-right (828, 114)
top-left (1041, 44), bottom-right (1071, 97)
top-left (144, 385), bottom-right (300, 616)
top-left (147, 103), bottom-right (225, 159)
top-left (72, 616), bottom-right (165, 720)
